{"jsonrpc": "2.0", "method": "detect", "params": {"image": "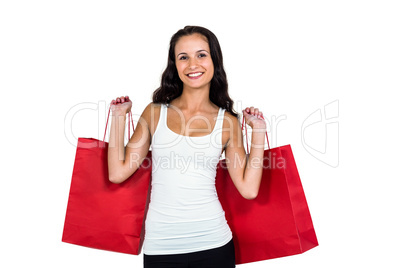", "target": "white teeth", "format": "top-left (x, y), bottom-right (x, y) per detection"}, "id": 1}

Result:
top-left (188, 72), bottom-right (203, 77)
